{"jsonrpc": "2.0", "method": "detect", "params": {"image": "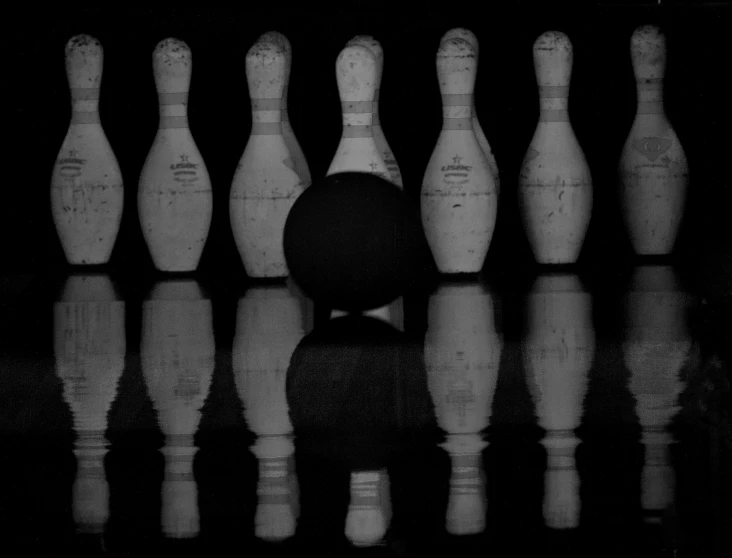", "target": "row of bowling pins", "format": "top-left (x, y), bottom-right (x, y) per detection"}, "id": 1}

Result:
top-left (51, 31), bottom-right (398, 275)
top-left (51, 24), bottom-right (688, 276)
top-left (53, 265), bottom-right (690, 539)
top-left (50, 32), bottom-right (311, 274)
top-left (422, 25), bottom-right (688, 272)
